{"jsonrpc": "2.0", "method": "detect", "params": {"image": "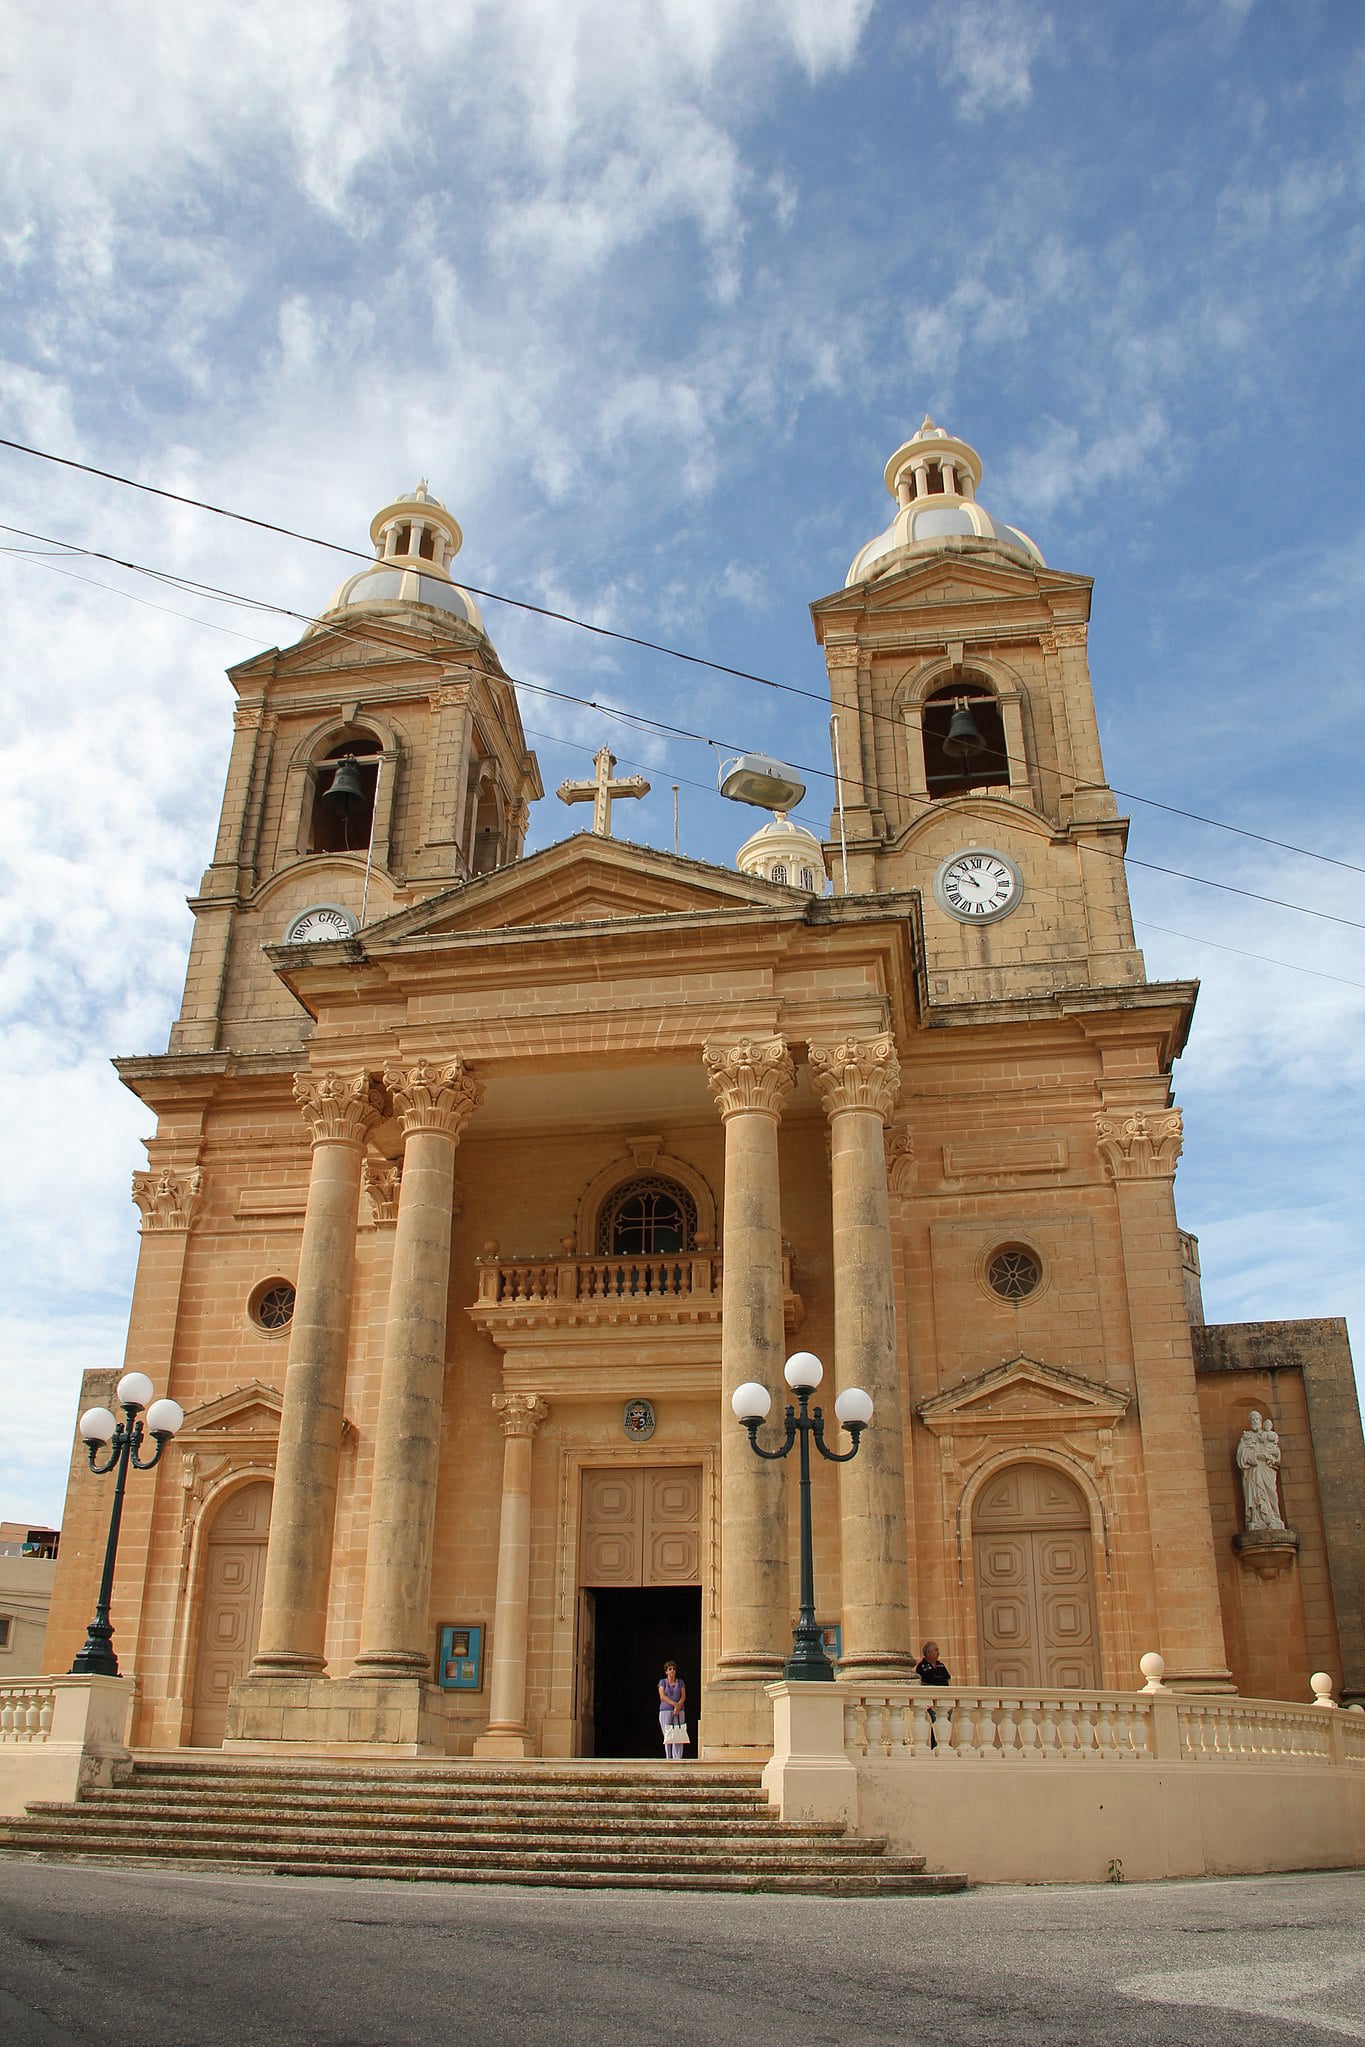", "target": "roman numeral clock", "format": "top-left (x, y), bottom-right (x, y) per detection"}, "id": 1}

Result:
top-left (932, 848), bottom-right (1024, 923)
